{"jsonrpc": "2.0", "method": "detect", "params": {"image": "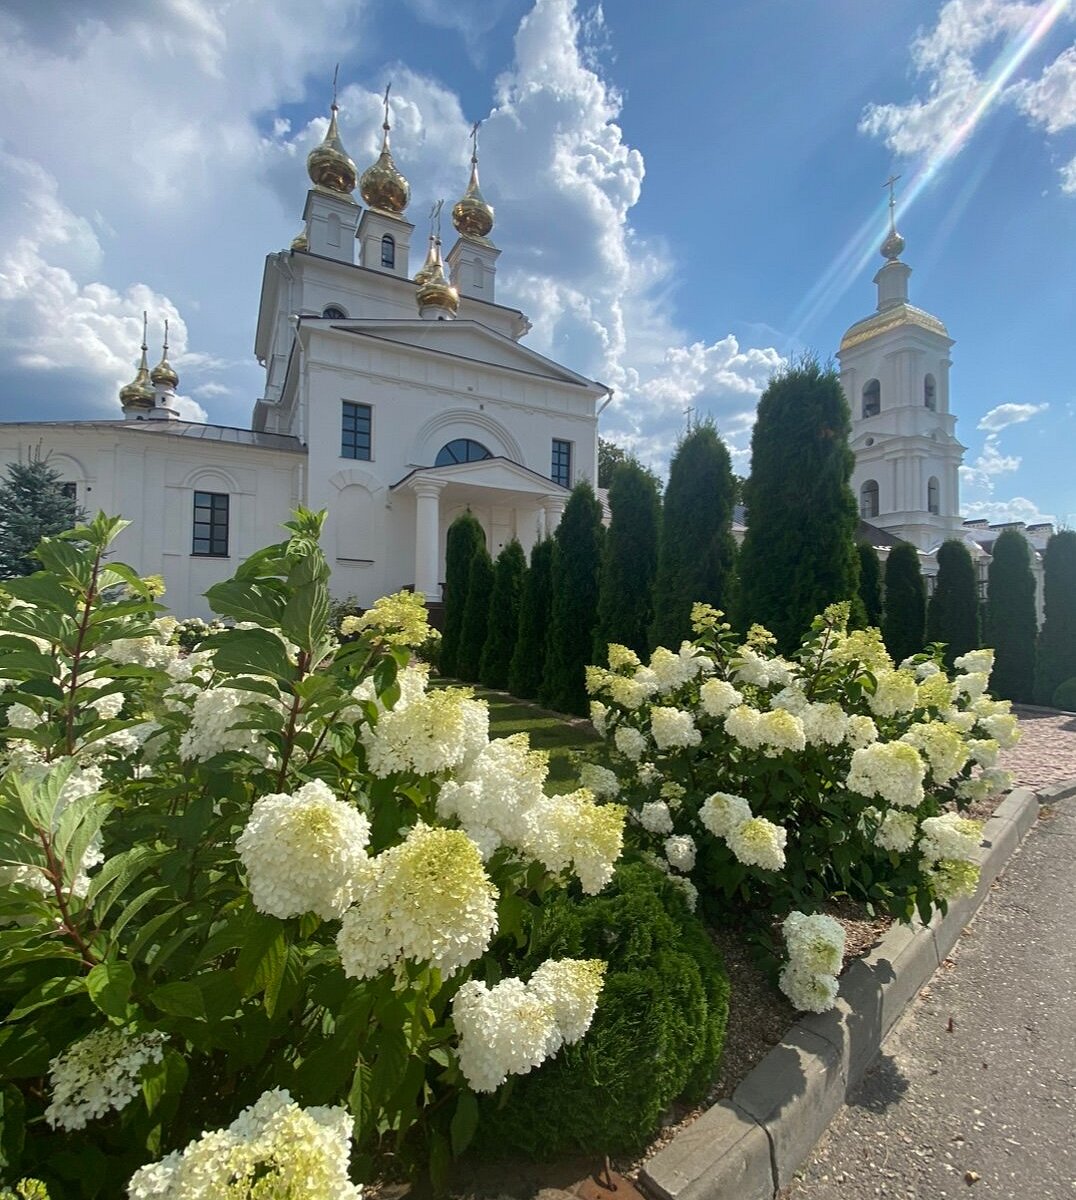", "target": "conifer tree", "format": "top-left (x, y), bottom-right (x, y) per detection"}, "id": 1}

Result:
top-left (649, 421), bottom-right (737, 651)
top-left (509, 538), bottom-right (555, 700)
top-left (0, 456), bottom-right (81, 578)
top-left (479, 539), bottom-right (527, 690)
top-left (856, 542), bottom-right (884, 628)
top-left (737, 357), bottom-right (860, 651)
top-left (439, 511), bottom-right (485, 678)
top-left (882, 542), bottom-right (926, 664)
top-left (457, 547), bottom-right (494, 683)
top-left (540, 482), bottom-right (603, 715)
top-left (926, 538), bottom-right (980, 666)
top-left (594, 459), bottom-right (661, 660)
top-left (986, 529), bottom-right (1037, 702)
top-left (1034, 530), bottom-right (1076, 705)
